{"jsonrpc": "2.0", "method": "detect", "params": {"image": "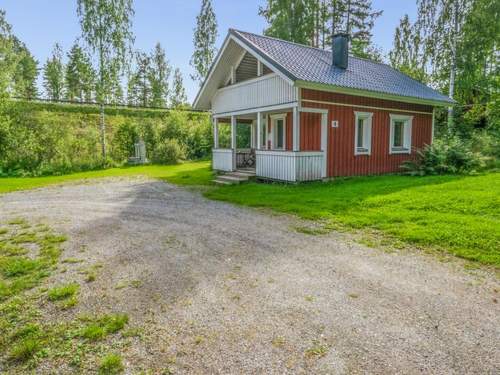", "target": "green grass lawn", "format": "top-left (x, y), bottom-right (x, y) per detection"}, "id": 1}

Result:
top-left (0, 161), bottom-right (213, 194)
top-left (206, 173), bottom-right (500, 267)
